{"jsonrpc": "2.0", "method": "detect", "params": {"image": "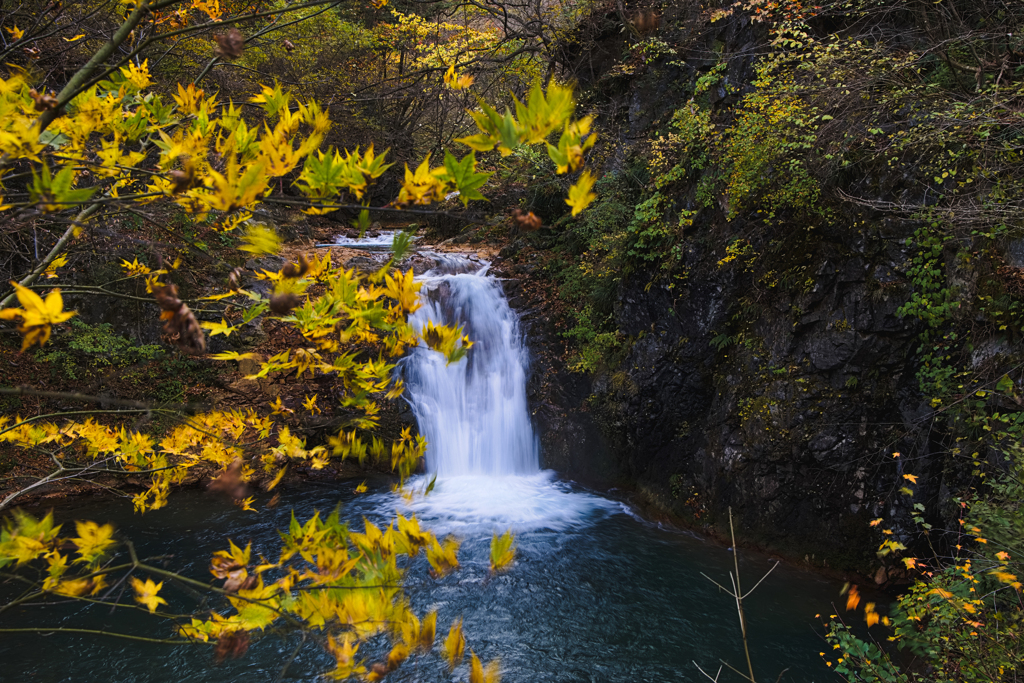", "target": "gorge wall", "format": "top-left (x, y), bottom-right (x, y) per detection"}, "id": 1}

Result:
top-left (493, 0), bottom-right (1024, 578)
